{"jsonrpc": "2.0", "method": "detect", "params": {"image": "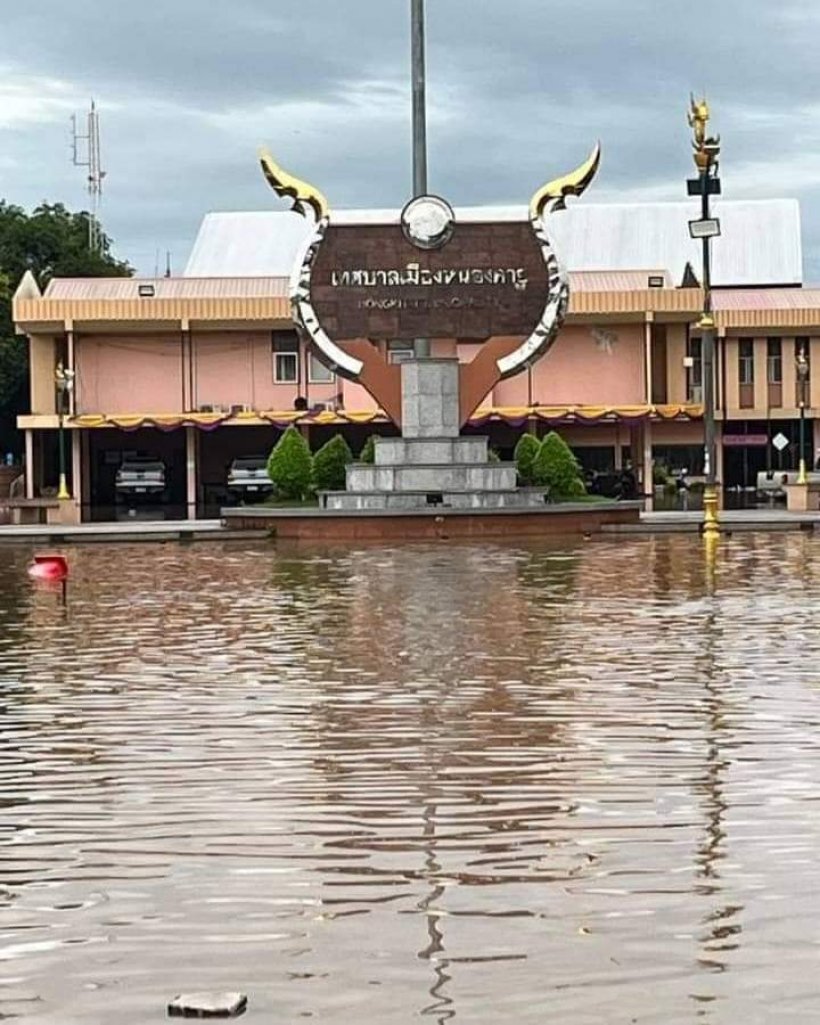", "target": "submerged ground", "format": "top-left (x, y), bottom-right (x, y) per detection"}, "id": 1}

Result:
top-left (2, 534), bottom-right (819, 1024)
